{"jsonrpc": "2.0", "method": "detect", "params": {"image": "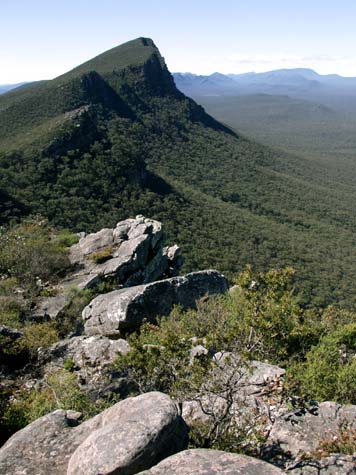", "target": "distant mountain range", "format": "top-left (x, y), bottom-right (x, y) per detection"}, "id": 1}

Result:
top-left (173, 69), bottom-right (356, 109)
top-left (0, 82), bottom-right (29, 95)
